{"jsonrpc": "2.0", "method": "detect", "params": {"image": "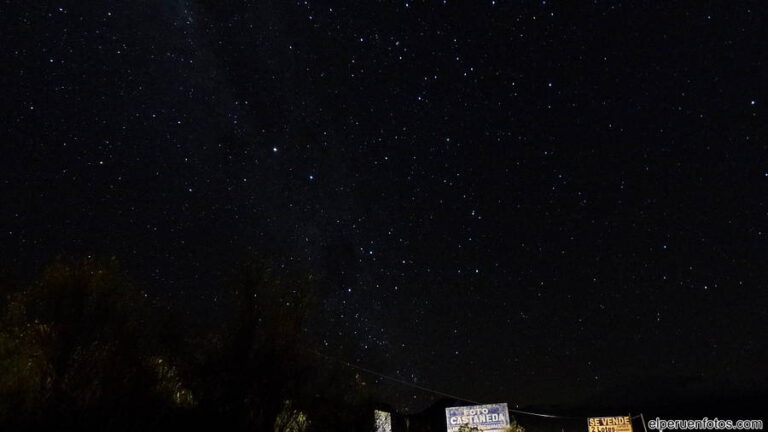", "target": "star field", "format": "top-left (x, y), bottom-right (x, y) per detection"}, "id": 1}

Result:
top-left (2, 0), bottom-right (767, 411)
